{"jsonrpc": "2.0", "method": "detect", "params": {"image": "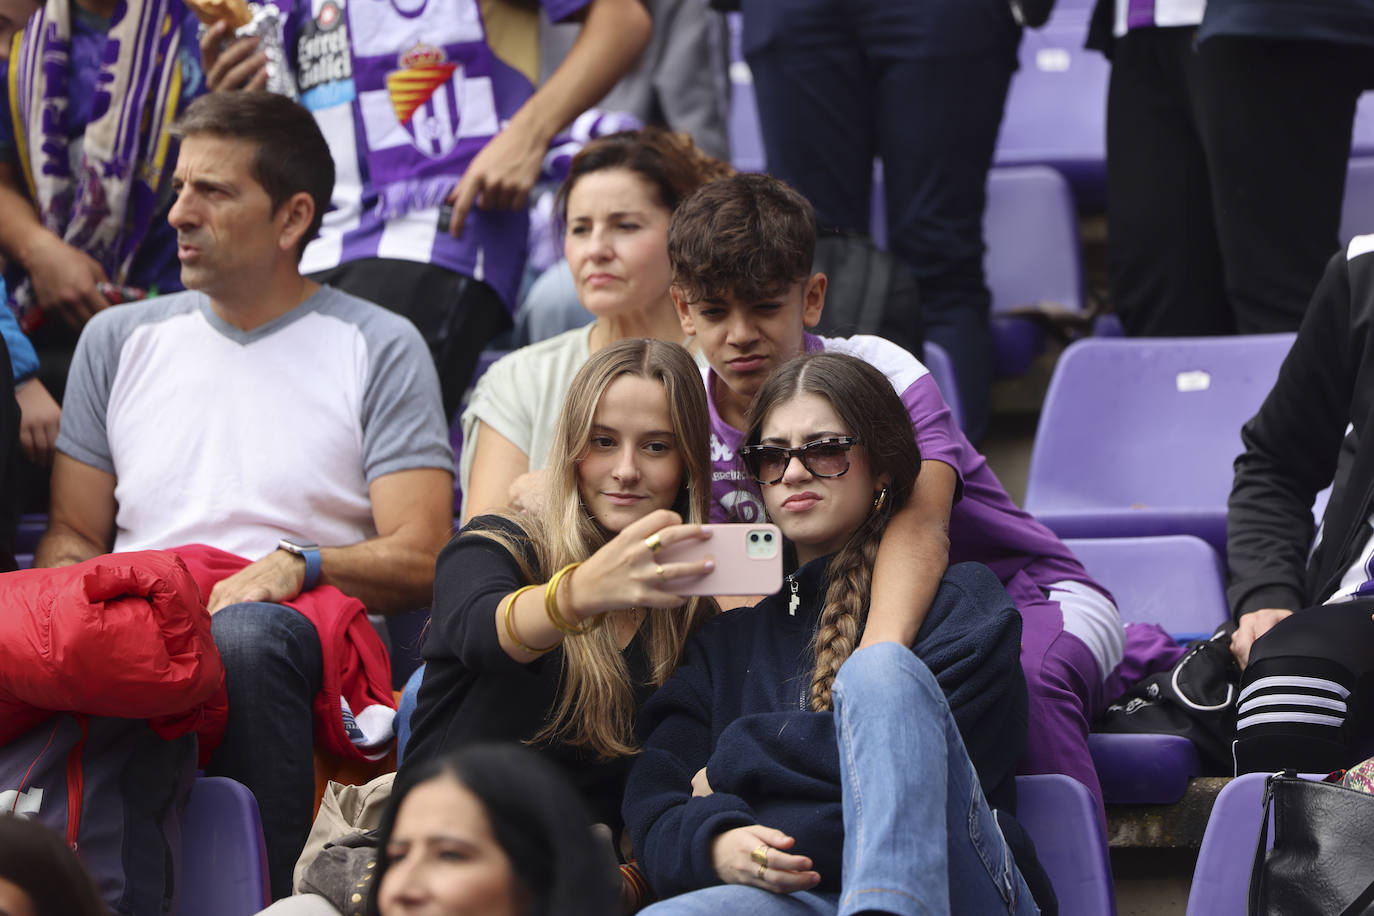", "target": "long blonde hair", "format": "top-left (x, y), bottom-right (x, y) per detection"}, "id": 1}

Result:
top-left (743, 353), bottom-right (923, 712)
top-left (473, 338), bottom-right (714, 758)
